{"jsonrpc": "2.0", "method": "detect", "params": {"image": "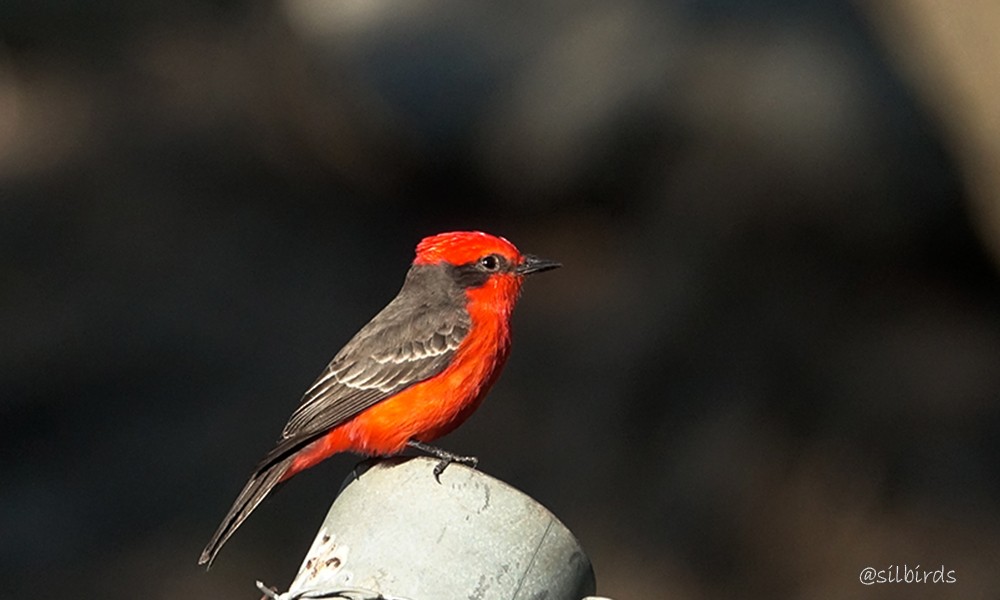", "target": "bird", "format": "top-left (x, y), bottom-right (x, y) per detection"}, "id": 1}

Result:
top-left (199, 230), bottom-right (560, 567)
